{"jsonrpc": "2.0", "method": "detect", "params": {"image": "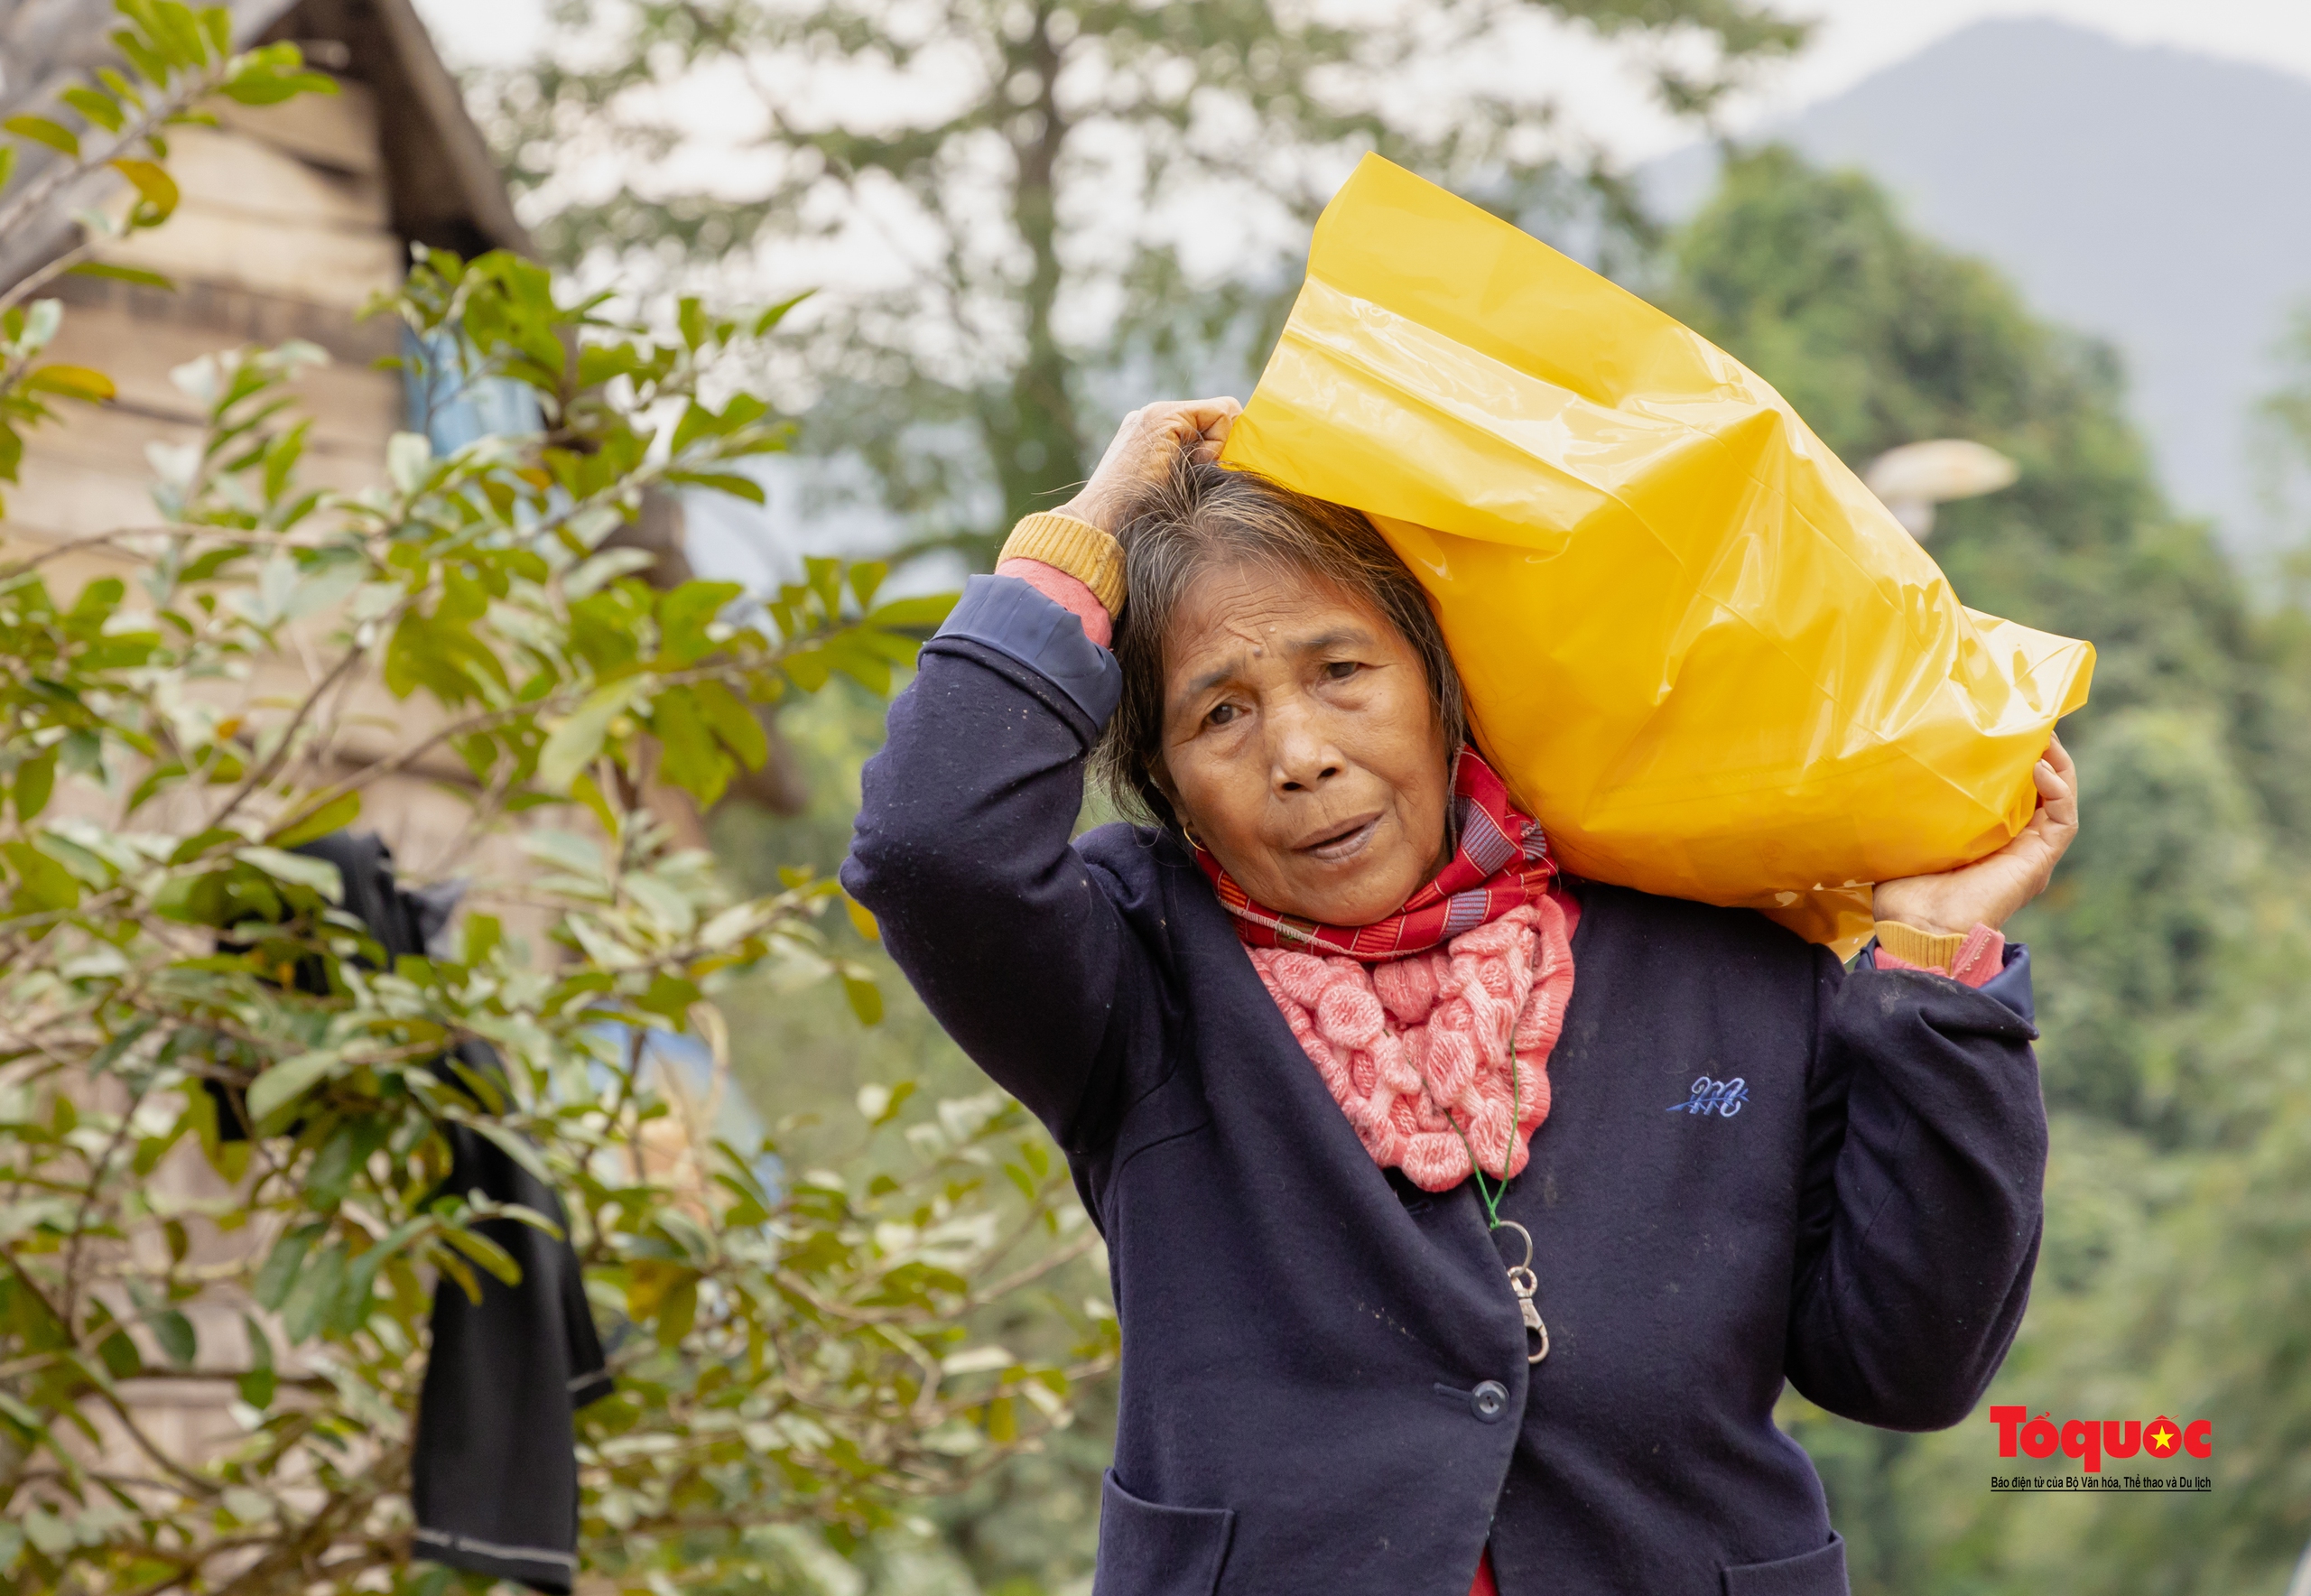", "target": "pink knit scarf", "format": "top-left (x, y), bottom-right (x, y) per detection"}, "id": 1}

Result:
top-left (1201, 751), bottom-right (1578, 1192)
top-left (1249, 902), bottom-right (1574, 1191)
